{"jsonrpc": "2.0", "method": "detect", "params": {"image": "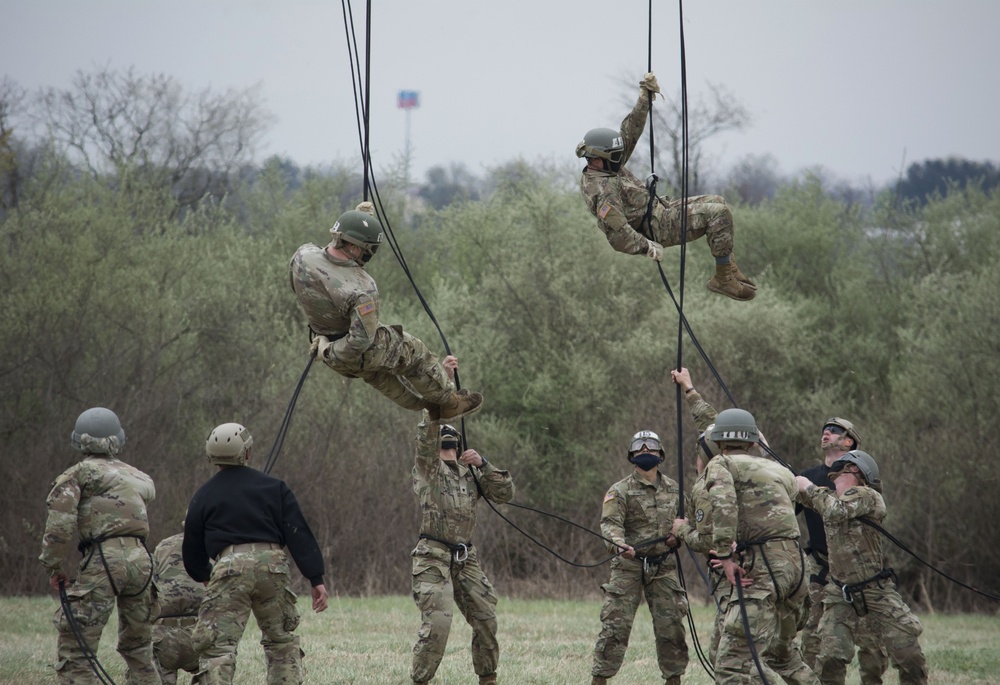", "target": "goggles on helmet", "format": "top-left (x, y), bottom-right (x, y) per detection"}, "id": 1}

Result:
top-left (823, 424), bottom-right (846, 436)
top-left (629, 437), bottom-right (662, 454)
